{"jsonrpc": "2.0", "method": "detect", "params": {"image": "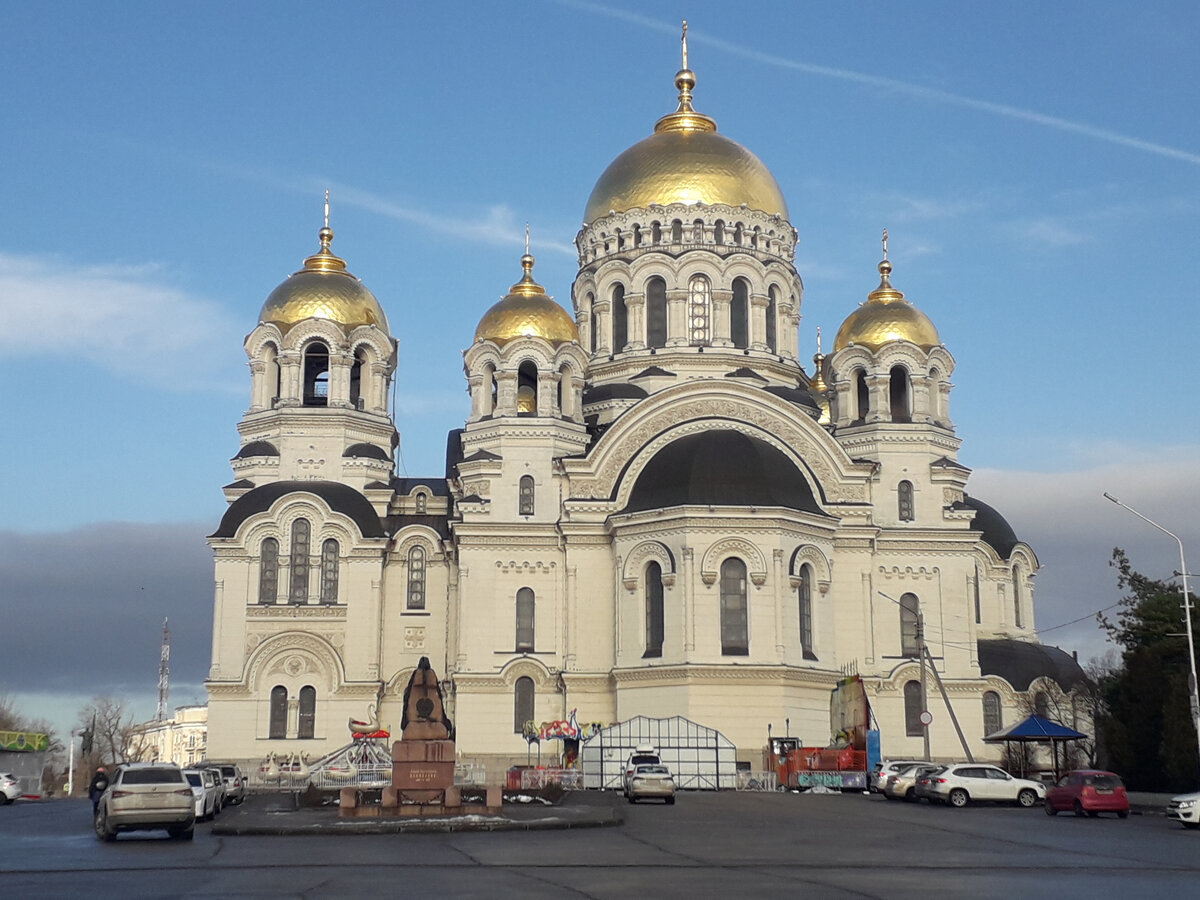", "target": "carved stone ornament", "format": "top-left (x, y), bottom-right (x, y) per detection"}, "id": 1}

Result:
top-left (700, 537), bottom-right (768, 587)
